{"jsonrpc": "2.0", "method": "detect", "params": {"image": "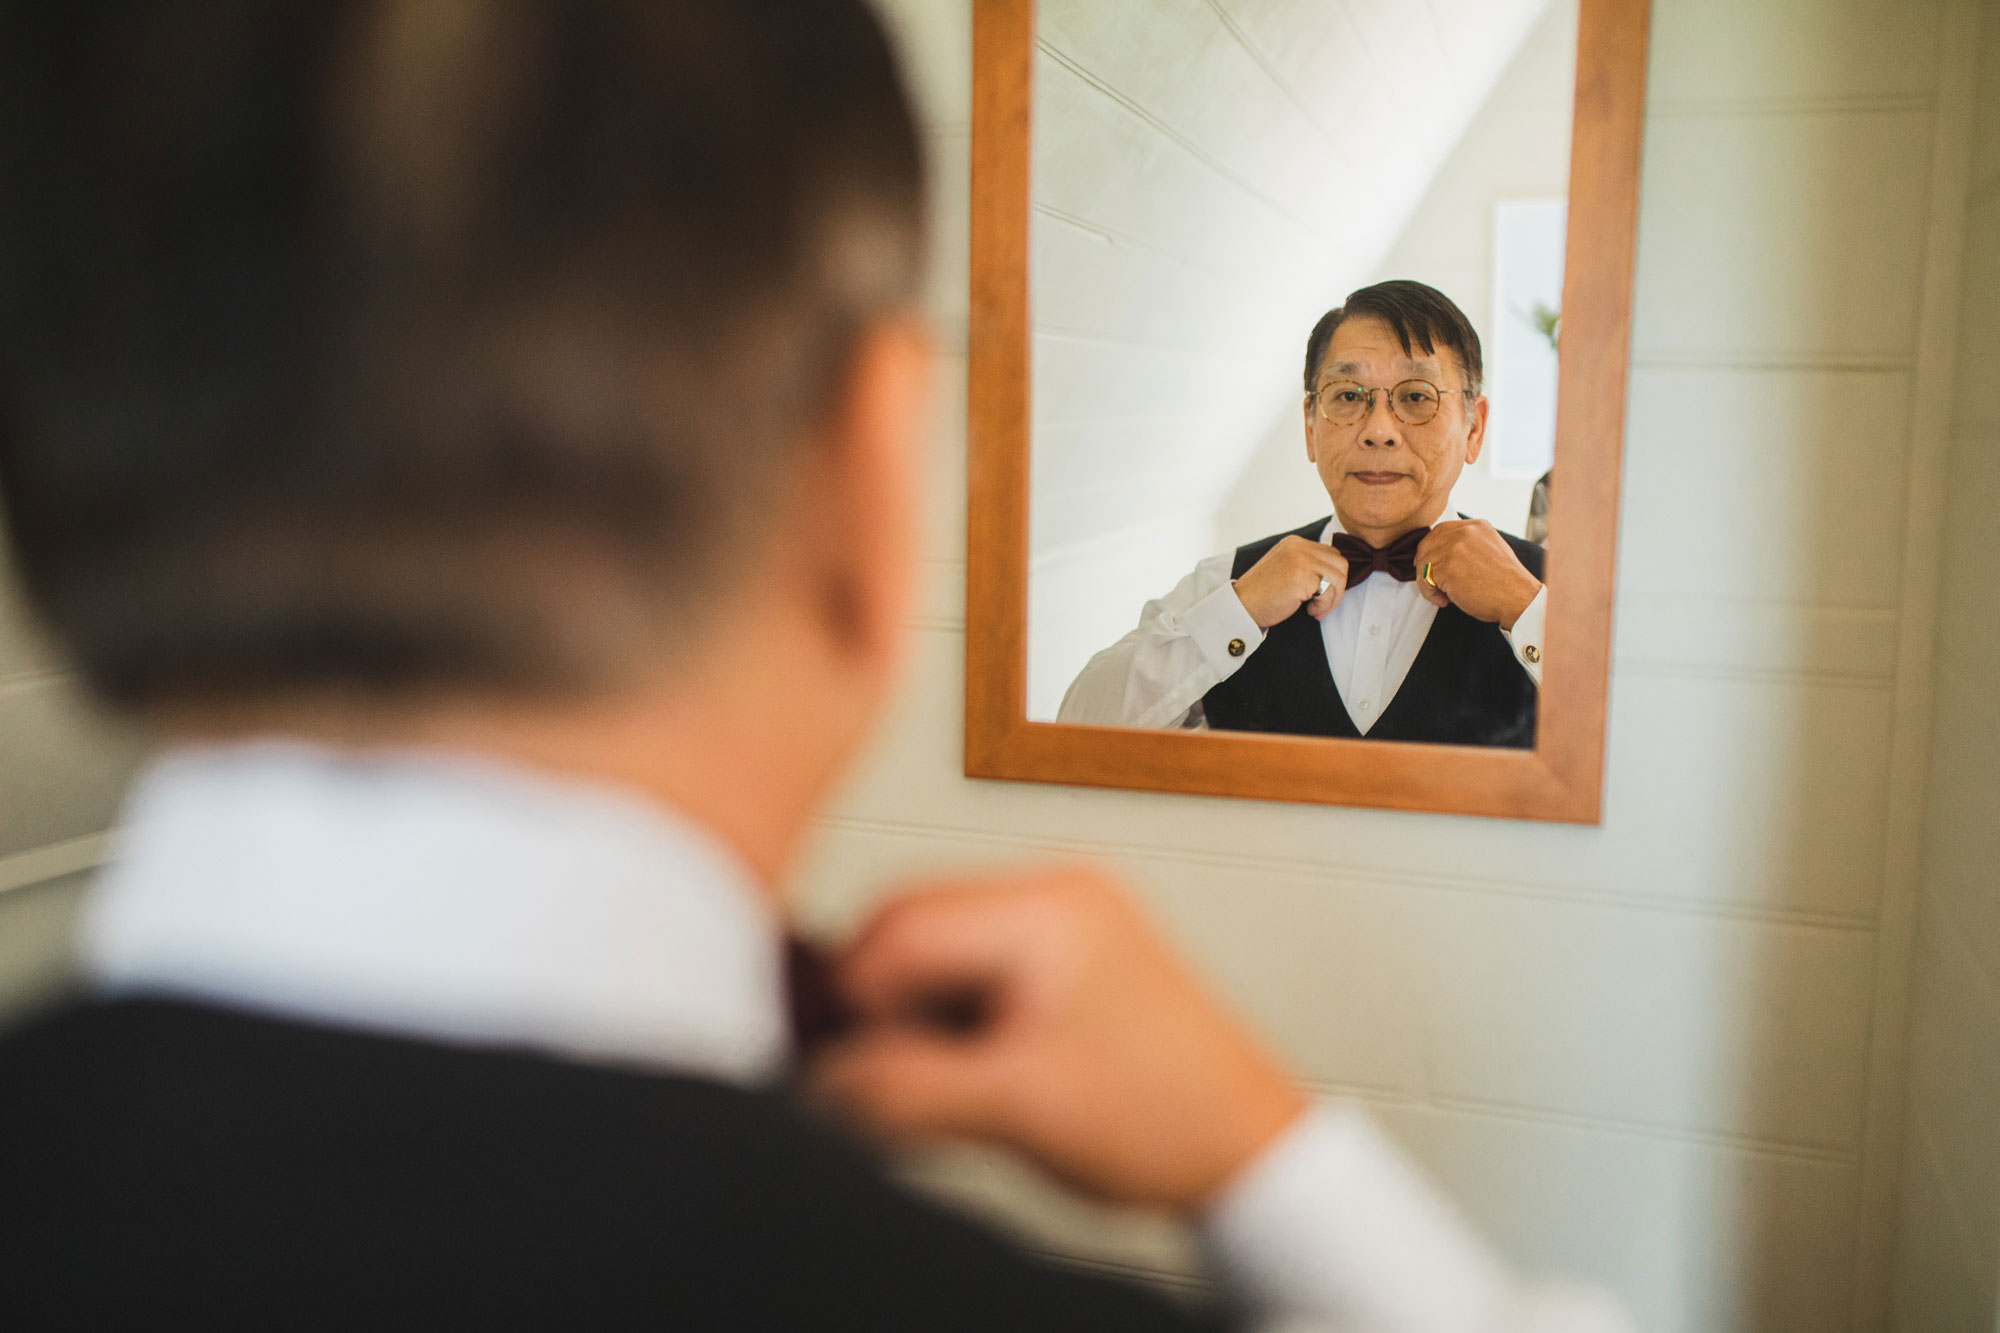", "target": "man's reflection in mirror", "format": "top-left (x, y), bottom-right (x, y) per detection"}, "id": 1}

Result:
top-left (1058, 281), bottom-right (1546, 747)
top-left (1526, 470), bottom-right (1552, 546)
